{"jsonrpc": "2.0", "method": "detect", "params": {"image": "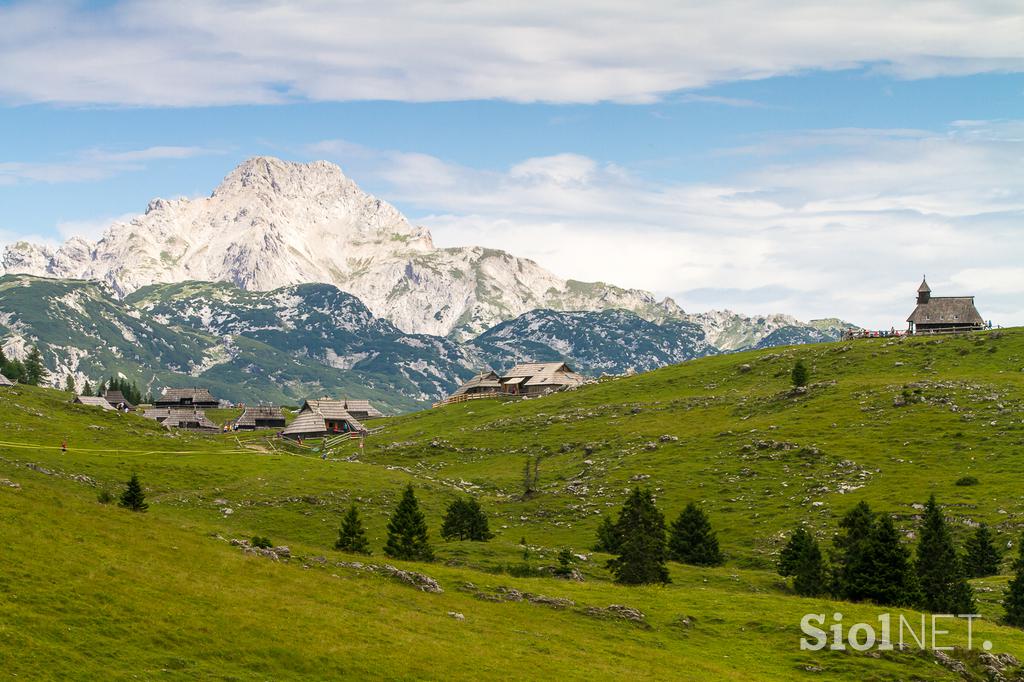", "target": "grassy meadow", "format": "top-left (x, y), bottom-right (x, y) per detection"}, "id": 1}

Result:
top-left (2, 328), bottom-right (1024, 679)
